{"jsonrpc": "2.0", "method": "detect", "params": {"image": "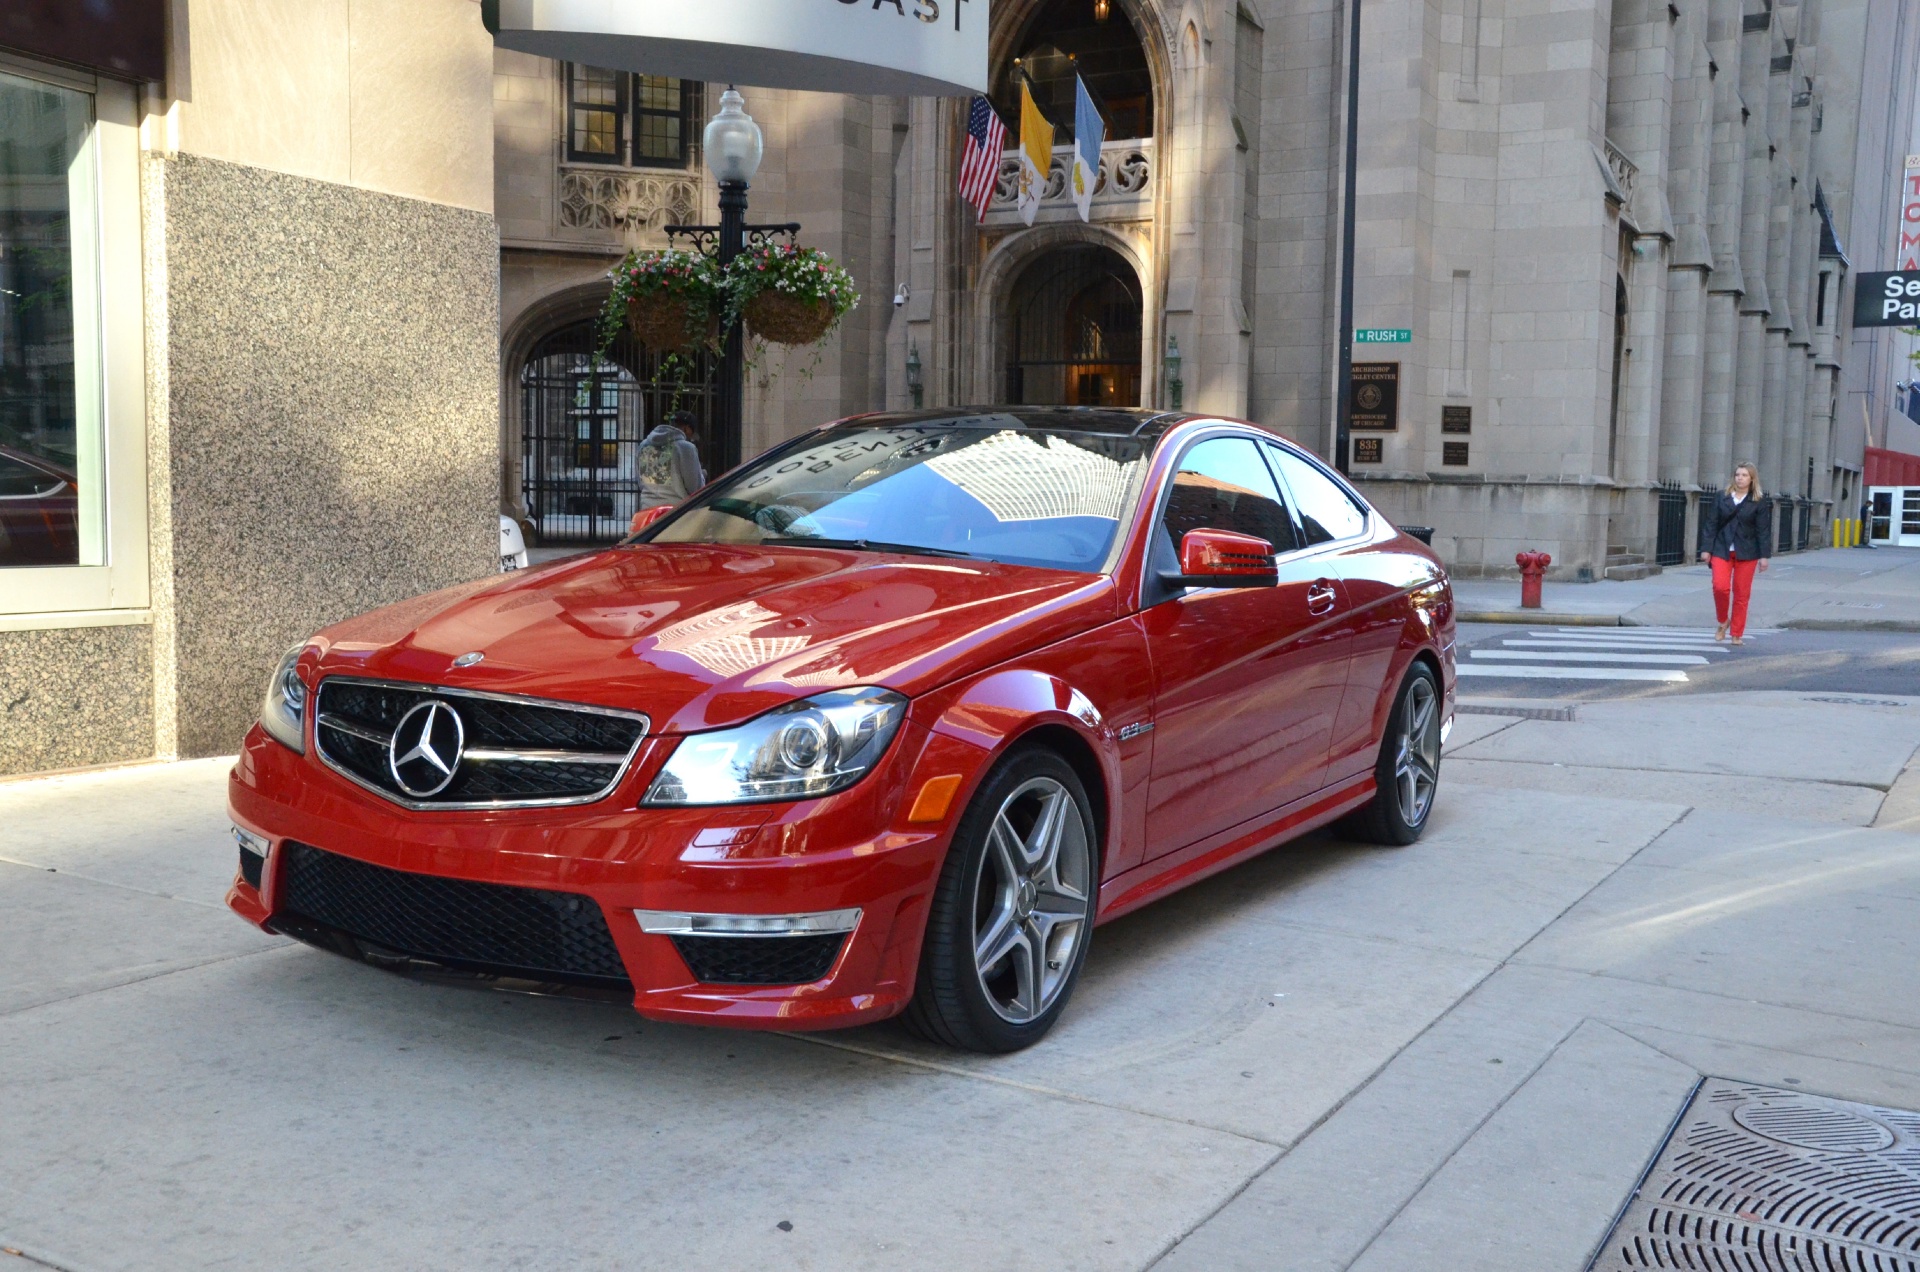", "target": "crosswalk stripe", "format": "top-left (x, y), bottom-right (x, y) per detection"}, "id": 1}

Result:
top-left (1457, 665), bottom-right (1691, 682)
top-left (1499, 639), bottom-right (1726, 652)
top-left (1471, 649), bottom-right (1709, 665)
top-left (1528, 630), bottom-right (1722, 643)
